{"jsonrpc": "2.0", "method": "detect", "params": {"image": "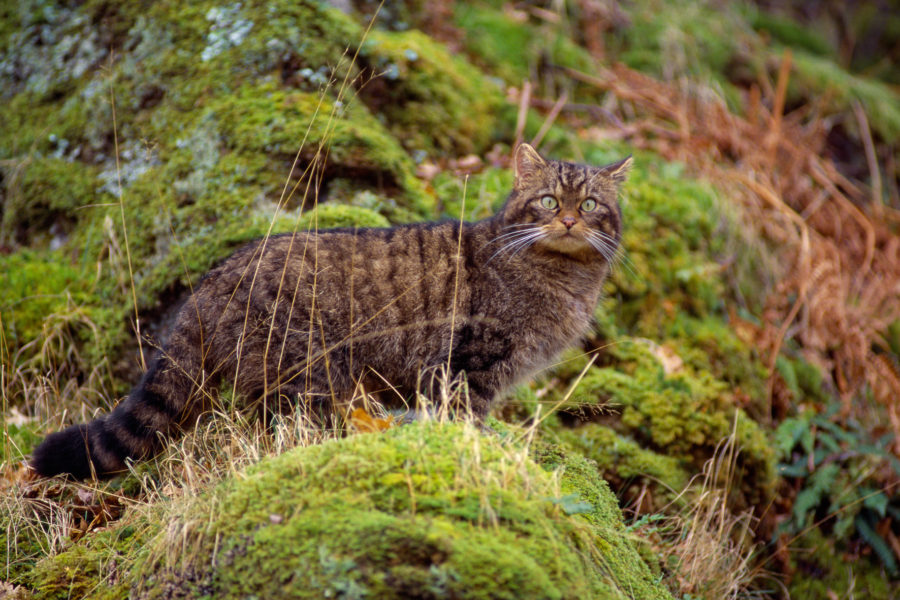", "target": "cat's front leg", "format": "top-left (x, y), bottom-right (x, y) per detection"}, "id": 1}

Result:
top-left (460, 370), bottom-right (504, 422)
